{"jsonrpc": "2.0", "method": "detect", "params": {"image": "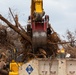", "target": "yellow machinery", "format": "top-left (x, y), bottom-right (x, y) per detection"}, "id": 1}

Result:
top-left (9, 60), bottom-right (22, 75)
top-left (31, 0), bottom-right (45, 18)
top-left (9, 60), bottom-right (19, 75)
top-left (28, 0), bottom-right (49, 50)
top-left (9, 49), bottom-right (22, 75)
